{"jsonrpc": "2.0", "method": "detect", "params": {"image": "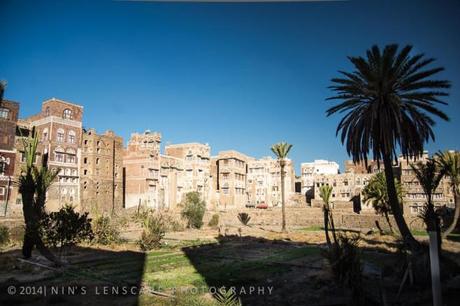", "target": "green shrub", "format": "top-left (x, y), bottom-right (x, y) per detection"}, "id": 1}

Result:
top-left (42, 204), bottom-right (93, 251)
top-left (92, 215), bottom-right (121, 245)
top-left (208, 214), bottom-right (219, 228)
top-left (181, 192), bottom-right (206, 229)
top-left (237, 213), bottom-right (251, 226)
top-left (8, 226), bottom-right (24, 243)
top-left (132, 206), bottom-right (151, 225)
top-left (162, 211), bottom-right (185, 232)
top-left (134, 208), bottom-right (185, 232)
top-left (138, 212), bottom-right (166, 251)
top-left (322, 233), bottom-right (363, 305)
top-left (0, 225), bottom-right (10, 247)
top-left (214, 288), bottom-right (242, 306)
